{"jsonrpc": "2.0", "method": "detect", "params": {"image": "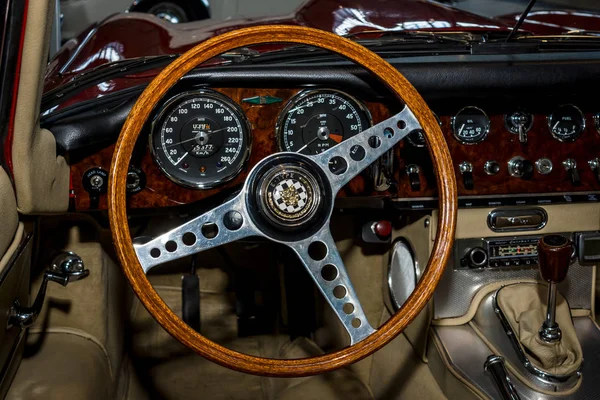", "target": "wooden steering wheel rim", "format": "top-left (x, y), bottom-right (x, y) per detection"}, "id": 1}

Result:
top-left (108, 25), bottom-right (457, 377)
